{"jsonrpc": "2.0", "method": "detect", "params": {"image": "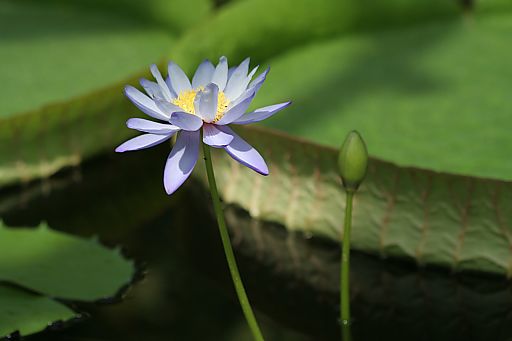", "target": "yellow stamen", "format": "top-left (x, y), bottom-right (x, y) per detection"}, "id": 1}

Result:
top-left (171, 89), bottom-right (197, 114)
top-left (215, 91), bottom-right (230, 122)
top-left (171, 88), bottom-right (230, 122)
